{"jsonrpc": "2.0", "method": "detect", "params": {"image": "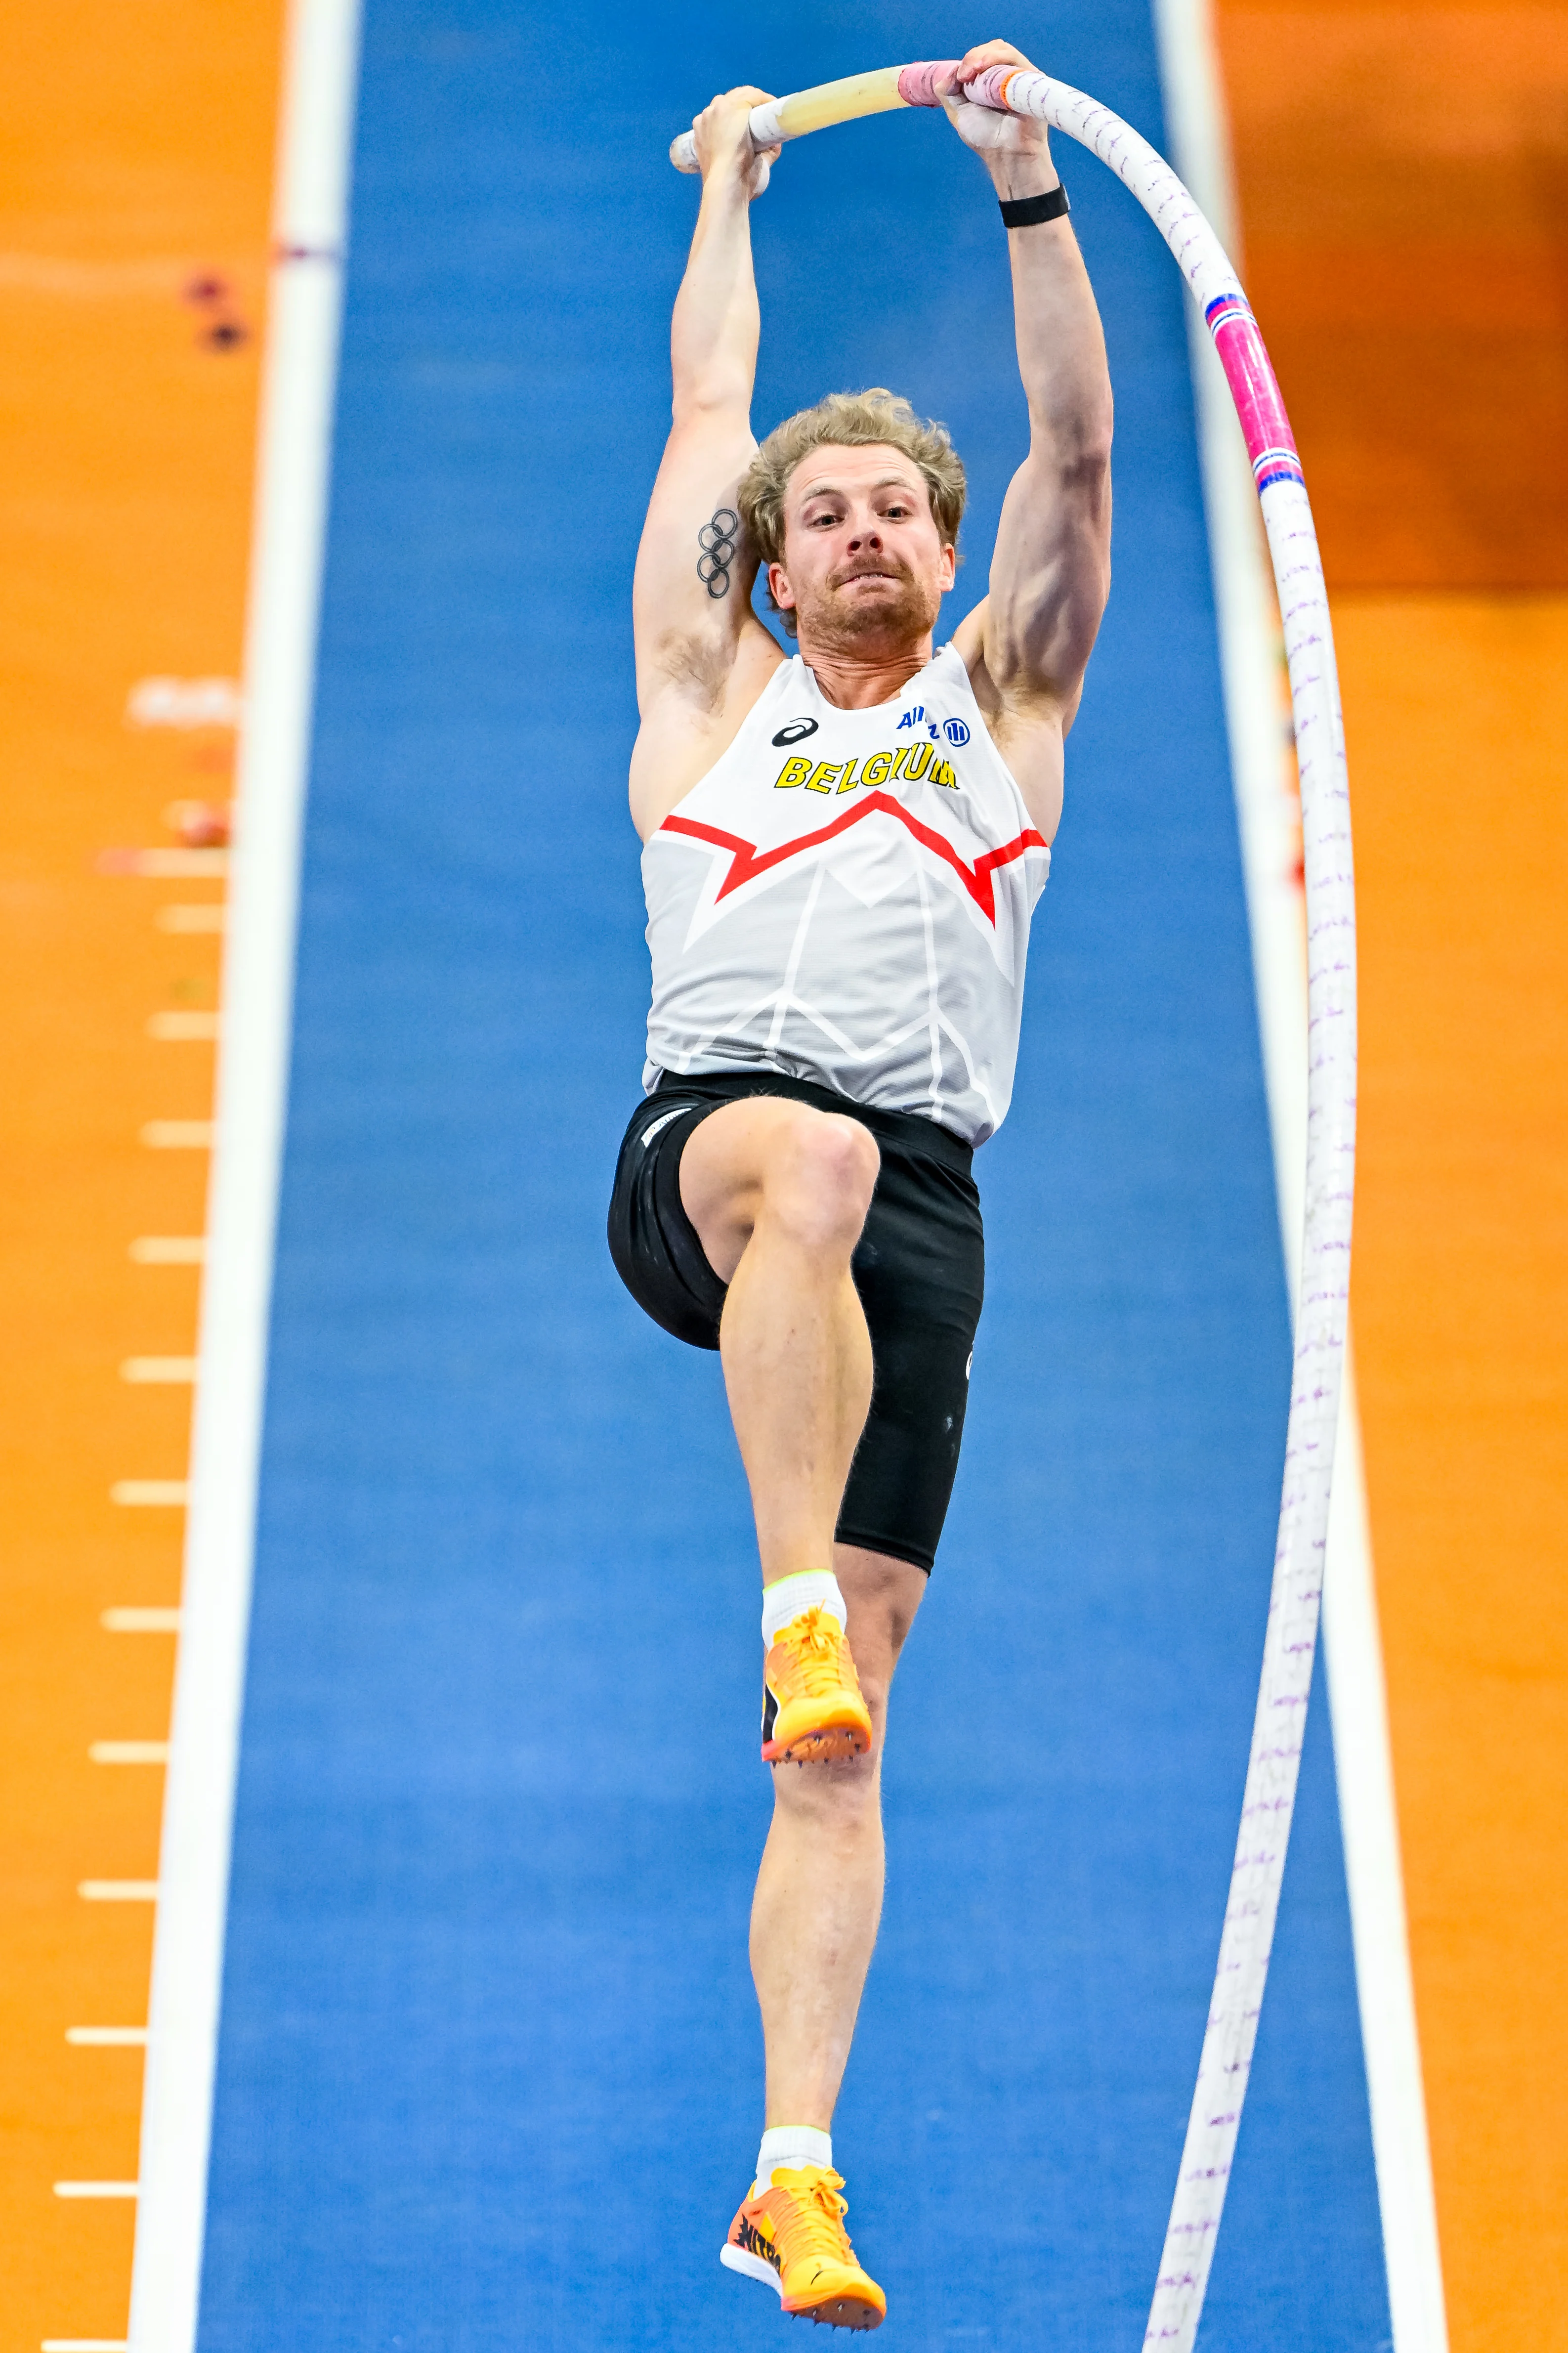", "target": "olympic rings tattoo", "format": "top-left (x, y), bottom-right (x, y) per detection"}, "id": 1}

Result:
top-left (697, 508), bottom-right (739, 599)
